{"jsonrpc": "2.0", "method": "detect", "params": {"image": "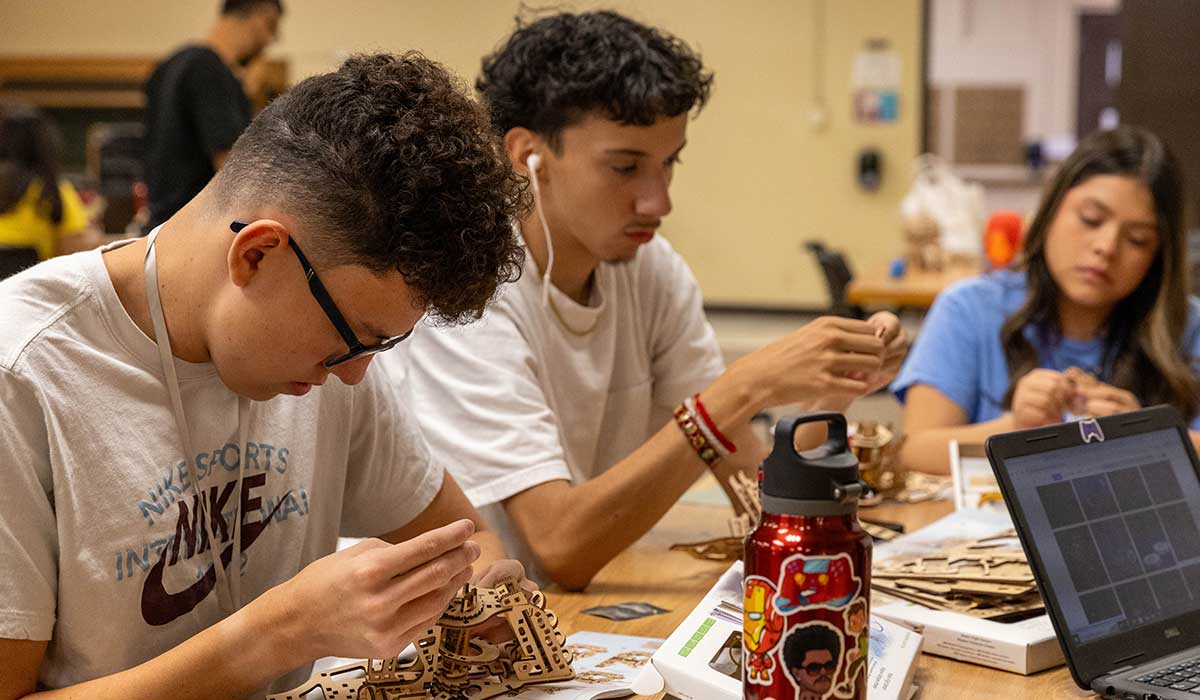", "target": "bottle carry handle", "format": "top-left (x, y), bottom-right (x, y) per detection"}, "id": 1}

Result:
top-left (772, 411), bottom-right (849, 459)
